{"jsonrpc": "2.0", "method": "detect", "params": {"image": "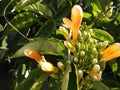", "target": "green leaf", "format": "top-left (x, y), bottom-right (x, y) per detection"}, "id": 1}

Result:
top-left (15, 68), bottom-right (50, 90)
top-left (68, 64), bottom-right (78, 90)
top-left (0, 24), bottom-right (3, 32)
top-left (54, 4), bottom-right (71, 20)
top-left (92, 29), bottom-right (115, 43)
top-left (92, 81), bottom-right (110, 90)
top-left (2, 12), bottom-right (38, 39)
top-left (30, 73), bottom-right (49, 90)
top-left (61, 63), bottom-right (71, 90)
top-left (12, 0), bottom-right (39, 11)
top-left (83, 12), bottom-right (92, 21)
top-left (11, 38), bottom-right (65, 59)
top-left (21, 3), bottom-right (53, 18)
top-left (35, 20), bottom-right (56, 38)
top-left (0, 47), bottom-right (8, 60)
